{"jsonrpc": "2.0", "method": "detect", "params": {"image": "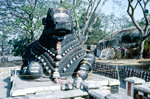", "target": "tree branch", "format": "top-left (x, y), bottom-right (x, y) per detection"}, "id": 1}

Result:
top-left (88, 0), bottom-right (107, 34)
top-left (144, 0), bottom-right (149, 9)
top-left (26, 0), bottom-right (33, 7)
top-left (33, 0), bottom-right (38, 9)
top-left (127, 1), bottom-right (131, 16)
top-left (138, 0), bottom-right (144, 11)
top-left (86, 0), bottom-right (93, 17)
top-left (82, 0), bottom-right (101, 40)
top-left (134, 1), bottom-right (139, 9)
top-left (143, 0), bottom-right (149, 34)
top-left (143, 30), bottom-right (150, 40)
top-left (72, 0), bottom-right (81, 41)
top-left (127, 0), bottom-right (144, 35)
top-left (82, 0), bottom-right (107, 43)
